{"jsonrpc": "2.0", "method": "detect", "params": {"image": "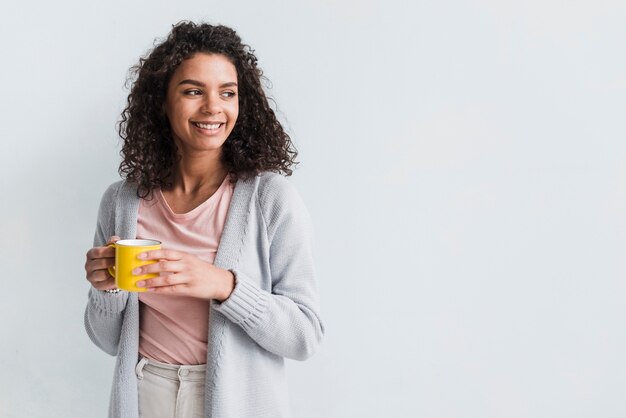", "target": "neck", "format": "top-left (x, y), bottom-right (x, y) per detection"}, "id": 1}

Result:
top-left (170, 152), bottom-right (227, 195)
